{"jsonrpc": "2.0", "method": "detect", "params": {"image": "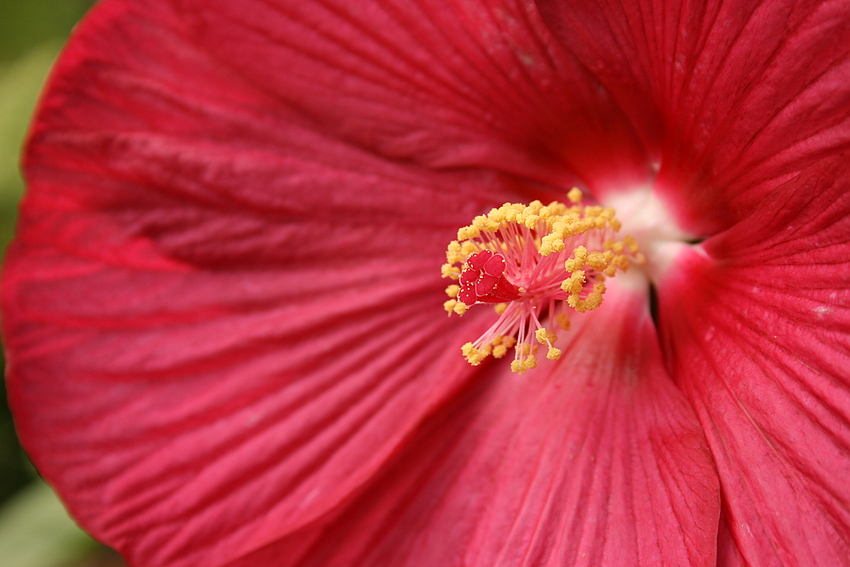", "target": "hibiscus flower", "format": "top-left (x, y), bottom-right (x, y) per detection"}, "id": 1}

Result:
top-left (4, 0), bottom-right (850, 565)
